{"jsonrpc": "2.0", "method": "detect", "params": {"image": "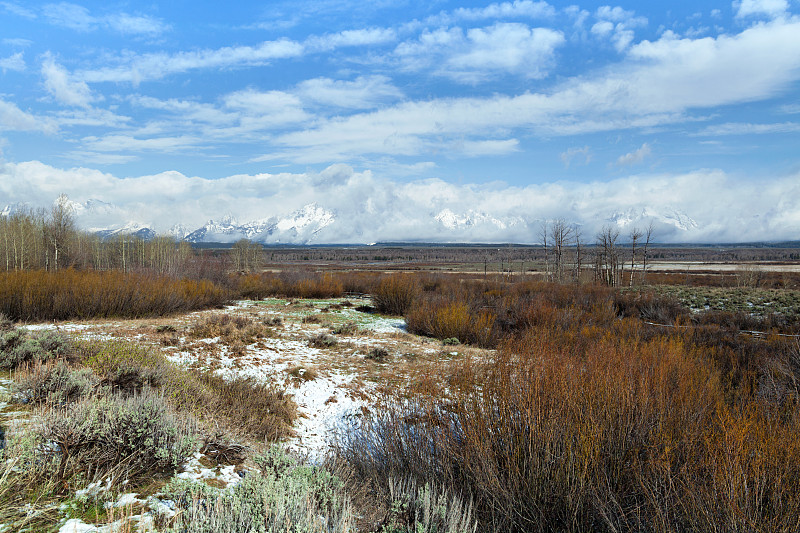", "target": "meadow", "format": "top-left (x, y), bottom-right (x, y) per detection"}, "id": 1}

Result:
top-left (0, 245), bottom-right (799, 532)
